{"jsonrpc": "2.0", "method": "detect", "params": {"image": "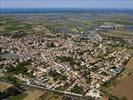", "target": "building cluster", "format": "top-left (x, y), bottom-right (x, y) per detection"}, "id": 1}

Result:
top-left (99, 22), bottom-right (124, 30)
top-left (0, 31), bottom-right (132, 100)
